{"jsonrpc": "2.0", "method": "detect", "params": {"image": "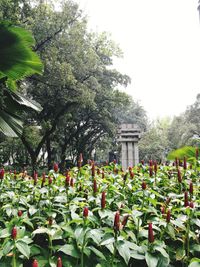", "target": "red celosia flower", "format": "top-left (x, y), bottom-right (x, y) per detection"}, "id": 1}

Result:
top-left (53, 163), bottom-right (59, 173)
top-left (0, 168), bottom-right (4, 179)
top-left (48, 217), bottom-right (53, 226)
top-left (101, 191), bottom-right (106, 209)
top-left (189, 182), bottom-right (193, 195)
top-left (78, 153), bottom-right (83, 168)
top-left (149, 166), bottom-right (153, 177)
top-left (91, 162), bottom-right (95, 177)
top-left (195, 147), bottom-right (199, 160)
top-left (12, 226), bottom-right (17, 240)
top-left (122, 215), bottom-right (129, 228)
top-left (114, 211), bottom-right (120, 231)
top-left (130, 171), bottom-right (134, 178)
top-left (65, 175), bottom-right (70, 187)
top-left (83, 207), bottom-right (89, 218)
top-left (142, 181), bottom-right (146, 190)
top-left (141, 160), bottom-right (144, 165)
top-left (18, 210), bottom-right (23, 217)
top-left (70, 178), bottom-right (74, 187)
top-left (32, 259), bottom-right (38, 267)
top-left (166, 209), bottom-right (171, 223)
top-left (184, 191), bottom-right (189, 207)
top-left (148, 223), bottom-right (154, 243)
top-left (177, 169), bottom-right (182, 183)
top-left (149, 160), bottom-right (153, 166)
top-left (166, 197), bottom-right (171, 205)
top-left (57, 257), bottom-right (62, 267)
top-left (49, 177), bottom-right (53, 185)
top-left (190, 201), bottom-right (194, 208)
top-left (183, 157), bottom-right (187, 170)
top-left (175, 157), bottom-right (178, 168)
top-left (161, 206), bottom-right (165, 214)
top-left (93, 179), bottom-right (97, 194)
top-left (154, 161), bottom-right (157, 173)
